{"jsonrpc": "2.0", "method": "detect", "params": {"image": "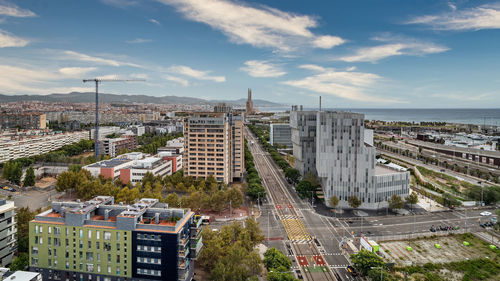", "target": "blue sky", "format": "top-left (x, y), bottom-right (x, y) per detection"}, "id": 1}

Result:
top-left (1, 0), bottom-right (499, 108)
